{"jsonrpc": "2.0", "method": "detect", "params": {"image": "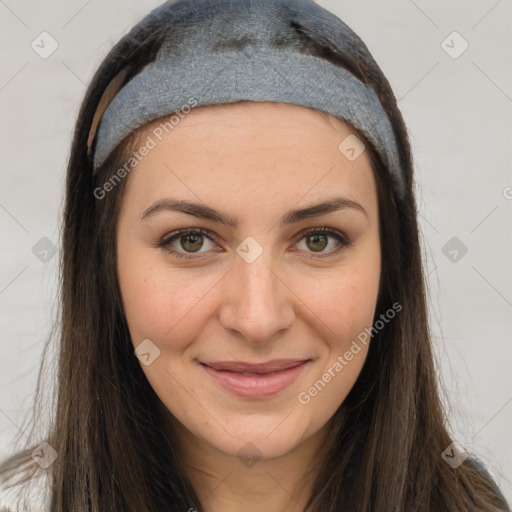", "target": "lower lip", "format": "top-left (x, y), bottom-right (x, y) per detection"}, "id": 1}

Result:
top-left (200, 361), bottom-right (310, 398)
